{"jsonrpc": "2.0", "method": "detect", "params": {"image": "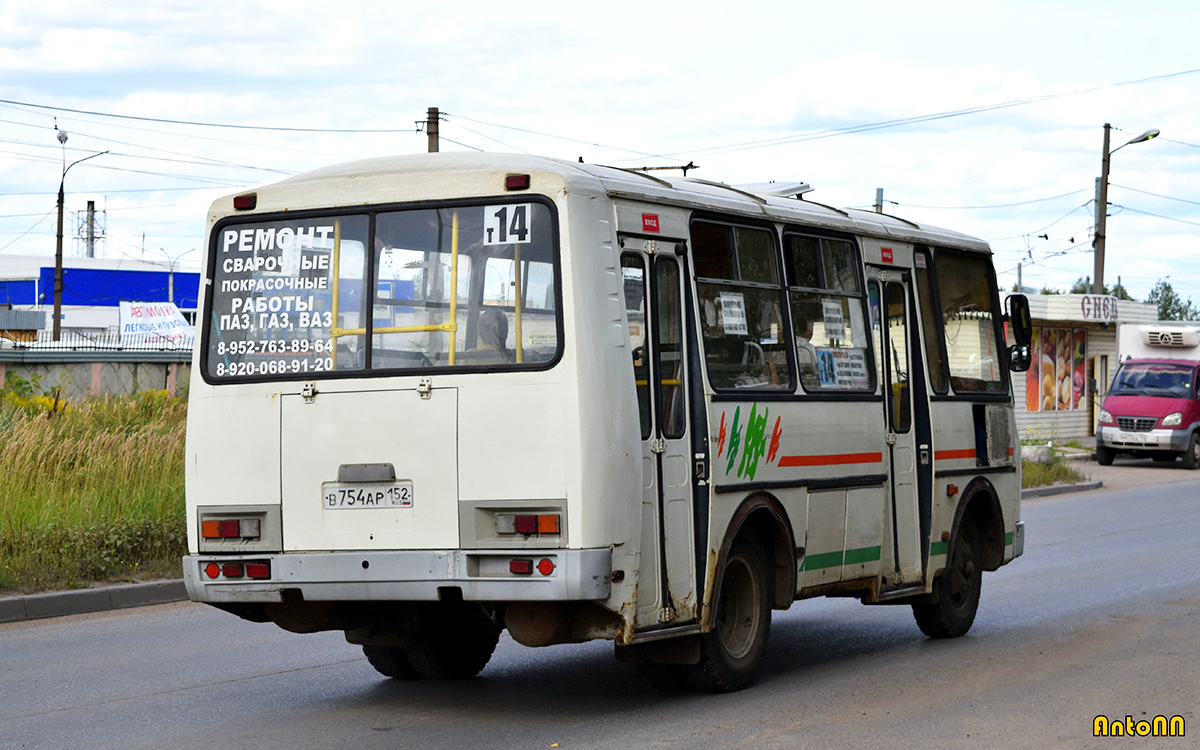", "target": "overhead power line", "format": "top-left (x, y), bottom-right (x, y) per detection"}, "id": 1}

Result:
top-left (0, 97), bottom-right (417, 133)
top-left (1110, 184), bottom-right (1200, 207)
top-left (892, 188), bottom-right (1091, 210)
top-left (639, 66), bottom-right (1200, 160)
